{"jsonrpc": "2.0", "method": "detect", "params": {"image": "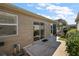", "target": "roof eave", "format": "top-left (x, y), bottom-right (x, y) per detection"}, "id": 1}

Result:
top-left (0, 3), bottom-right (54, 23)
